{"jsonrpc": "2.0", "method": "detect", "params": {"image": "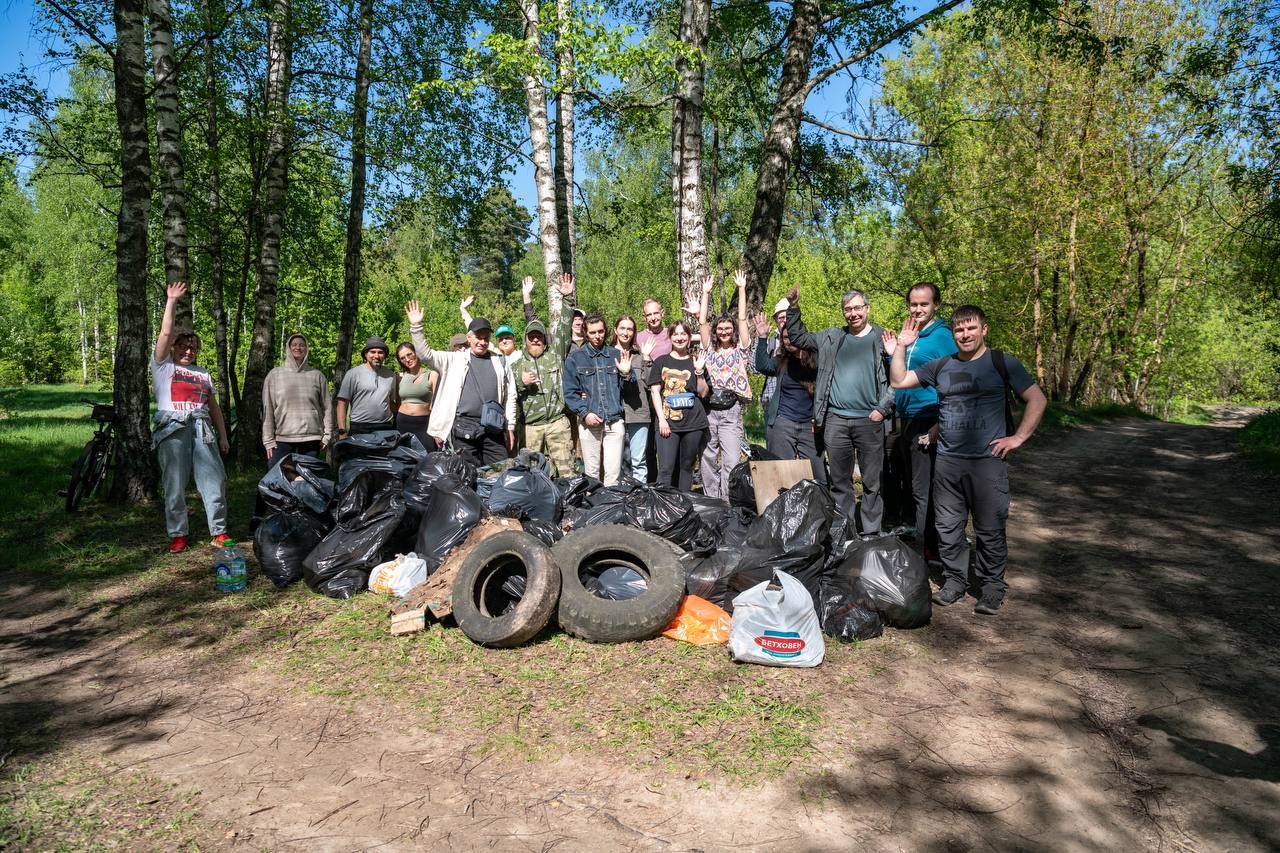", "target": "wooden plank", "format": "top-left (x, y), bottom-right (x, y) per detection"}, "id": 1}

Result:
top-left (390, 609), bottom-right (426, 635)
top-left (398, 516), bottom-right (522, 620)
top-left (750, 459), bottom-right (815, 513)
